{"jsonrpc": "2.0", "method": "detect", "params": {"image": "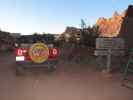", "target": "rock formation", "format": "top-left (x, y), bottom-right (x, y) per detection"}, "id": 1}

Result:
top-left (96, 11), bottom-right (124, 37)
top-left (119, 5), bottom-right (133, 49)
